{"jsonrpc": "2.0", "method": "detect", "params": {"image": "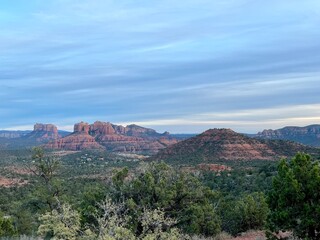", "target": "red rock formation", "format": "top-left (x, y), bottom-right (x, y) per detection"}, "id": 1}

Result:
top-left (113, 125), bottom-right (127, 135)
top-left (25, 123), bottom-right (60, 142)
top-left (47, 133), bottom-right (103, 151)
top-left (34, 123), bottom-right (58, 134)
top-left (90, 121), bottom-right (116, 135)
top-left (46, 121), bottom-right (178, 154)
top-left (152, 128), bottom-right (320, 162)
top-left (47, 122), bottom-right (103, 151)
top-left (74, 122), bottom-right (90, 134)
